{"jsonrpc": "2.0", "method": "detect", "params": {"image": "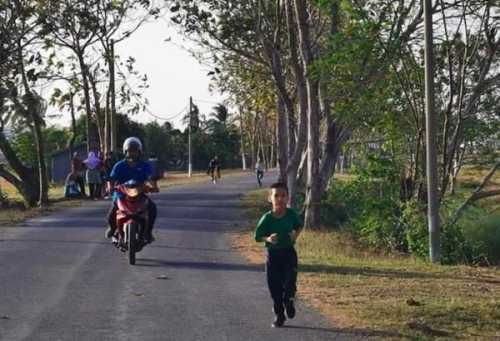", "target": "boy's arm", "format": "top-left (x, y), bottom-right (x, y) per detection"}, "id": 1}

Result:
top-left (255, 214), bottom-right (270, 243)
